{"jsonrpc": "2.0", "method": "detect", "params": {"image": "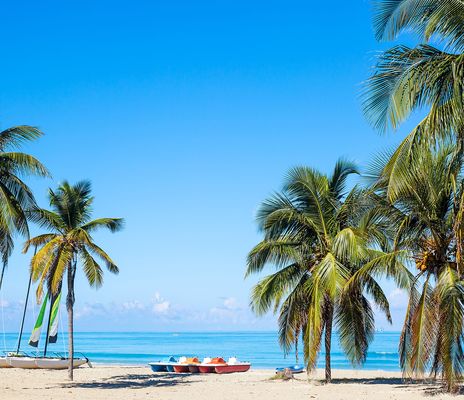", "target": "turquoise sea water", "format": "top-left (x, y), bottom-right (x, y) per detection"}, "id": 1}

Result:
top-left (1, 331), bottom-right (401, 371)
